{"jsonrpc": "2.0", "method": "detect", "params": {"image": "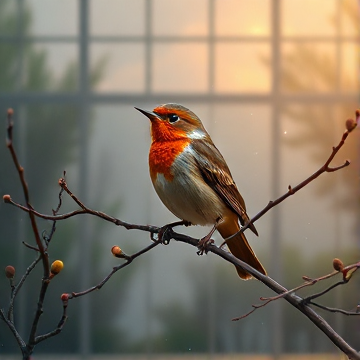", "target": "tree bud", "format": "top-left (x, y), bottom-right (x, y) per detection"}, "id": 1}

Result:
top-left (111, 245), bottom-right (129, 259)
top-left (345, 118), bottom-right (357, 133)
top-left (3, 194), bottom-right (11, 203)
top-left (333, 258), bottom-right (344, 272)
top-left (50, 260), bottom-right (64, 275)
top-left (5, 265), bottom-right (15, 279)
top-left (111, 246), bottom-right (123, 256)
